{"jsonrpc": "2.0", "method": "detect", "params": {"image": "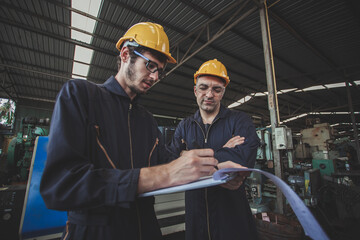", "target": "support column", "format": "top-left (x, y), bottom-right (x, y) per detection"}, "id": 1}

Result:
top-left (259, 0), bottom-right (284, 214)
top-left (345, 79), bottom-right (360, 164)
